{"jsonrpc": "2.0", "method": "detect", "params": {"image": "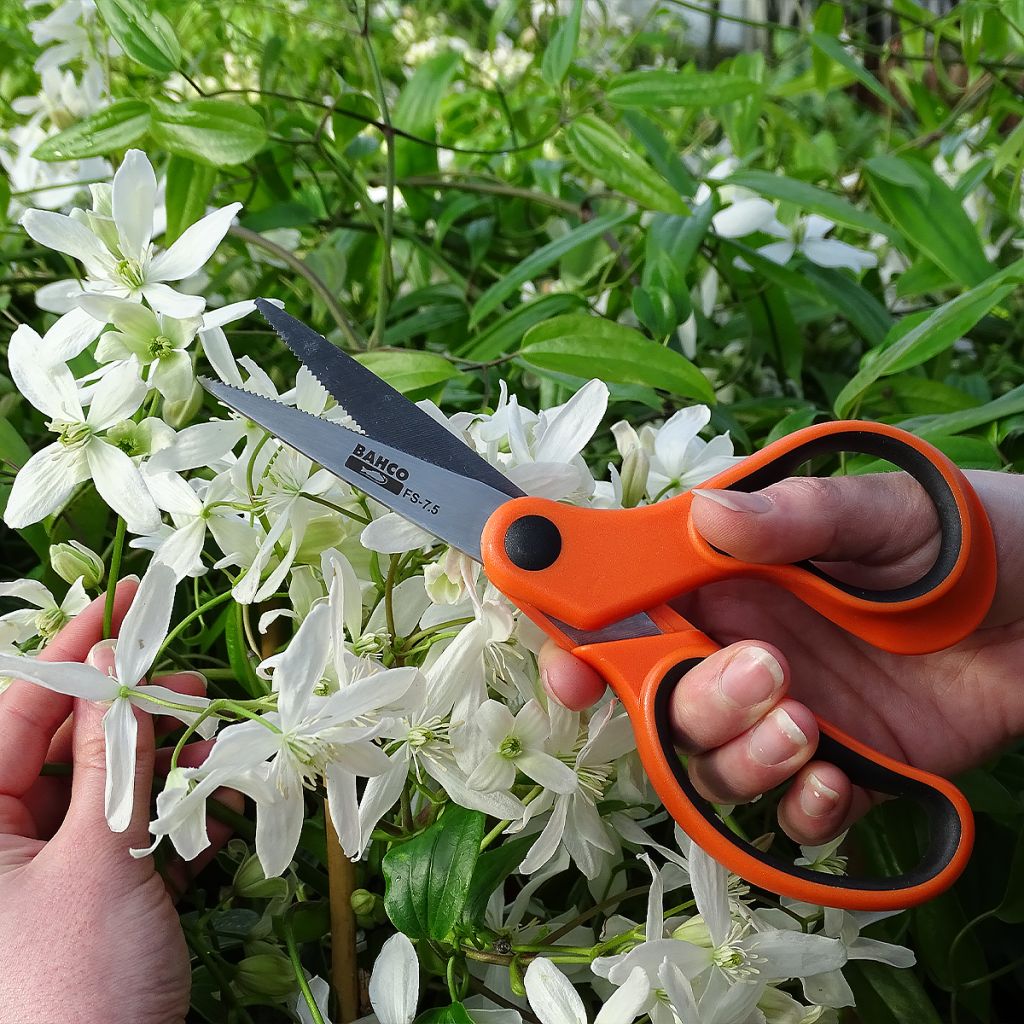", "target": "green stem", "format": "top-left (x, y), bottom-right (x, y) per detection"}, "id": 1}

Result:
top-left (480, 785), bottom-right (541, 850)
top-left (103, 517), bottom-right (127, 640)
top-left (302, 492), bottom-right (371, 524)
top-left (228, 225), bottom-right (363, 349)
top-left (283, 911), bottom-right (328, 1024)
top-left (155, 589), bottom-right (235, 663)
